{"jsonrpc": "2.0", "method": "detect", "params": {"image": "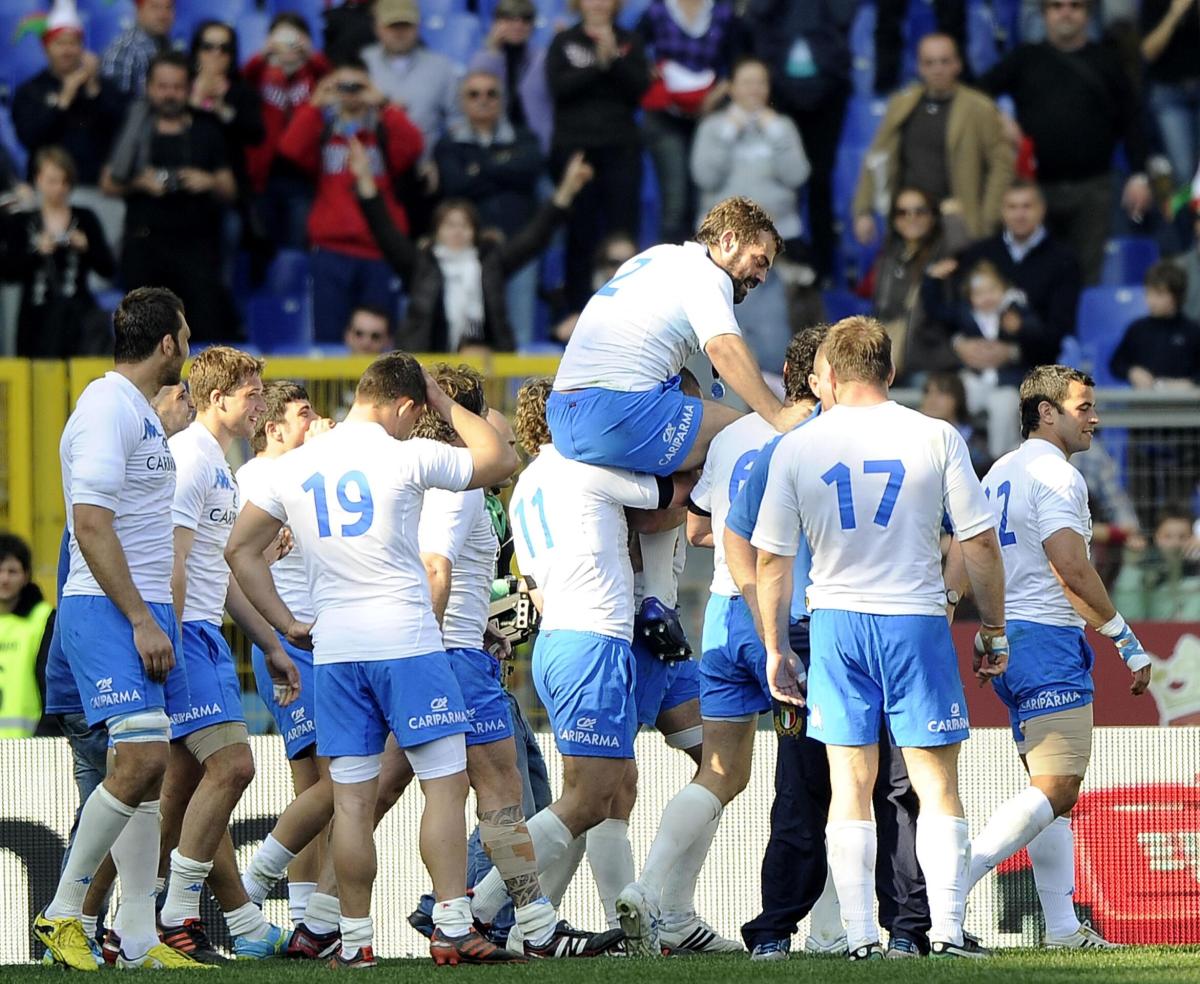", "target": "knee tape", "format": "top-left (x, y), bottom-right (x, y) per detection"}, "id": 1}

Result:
top-left (329, 754), bottom-right (382, 784)
top-left (182, 721), bottom-right (249, 763)
top-left (478, 813), bottom-right (539, 885)
top-left (107, 708), bottom-right (171, 744)
top-left (664, 725), bottom-right (703, 750)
